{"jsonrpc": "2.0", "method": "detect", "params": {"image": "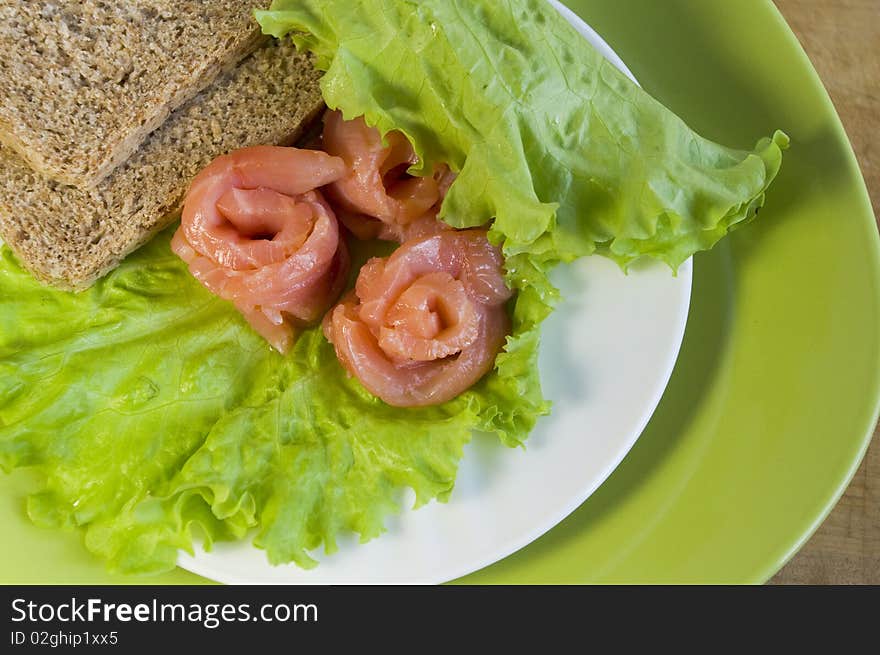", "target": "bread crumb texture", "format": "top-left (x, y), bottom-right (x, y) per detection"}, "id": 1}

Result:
top-left (0, 0), bottom-right (270, 187)
top-left (0, 40), bottom-right (325, 290)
